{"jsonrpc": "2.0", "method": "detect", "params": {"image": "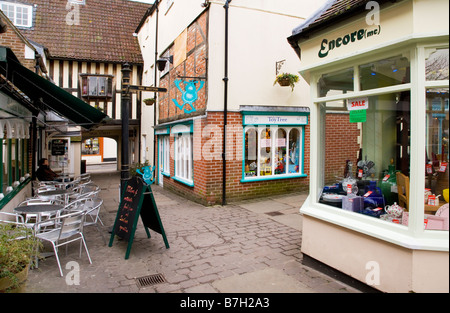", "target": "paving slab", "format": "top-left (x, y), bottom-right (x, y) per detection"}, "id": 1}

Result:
top-left (239, 200), bottom-right (293, 214)
top-left (211, 268), bottom-right (313, 293)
